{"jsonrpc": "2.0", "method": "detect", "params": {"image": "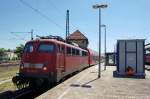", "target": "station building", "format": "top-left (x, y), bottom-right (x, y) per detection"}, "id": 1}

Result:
top-left (67, 30), bottom-right (89, 48)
